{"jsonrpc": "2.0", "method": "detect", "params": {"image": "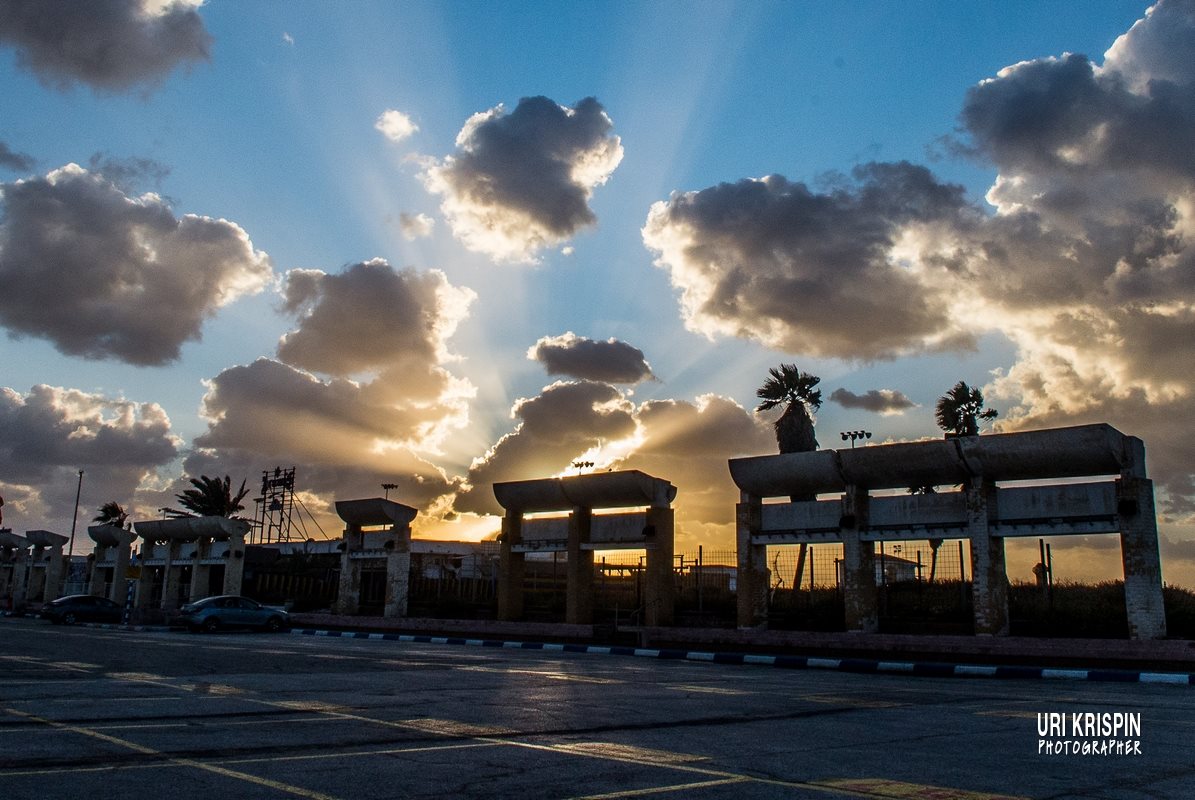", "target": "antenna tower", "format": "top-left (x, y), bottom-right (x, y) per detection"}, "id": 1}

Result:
top-left (253, 467), bottom-right (297, 544)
